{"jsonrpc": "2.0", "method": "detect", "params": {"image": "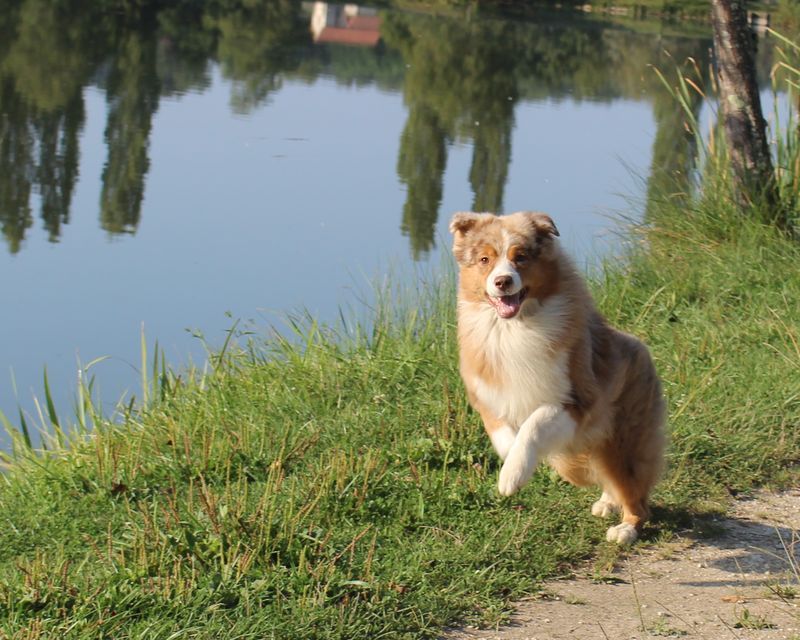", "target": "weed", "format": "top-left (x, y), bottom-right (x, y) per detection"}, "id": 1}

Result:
top-left (733, 607), bottom-right (776, 630)
top-left (767, 583), bottom-right (798, 600)
top-left (648, 615), bottom-right (688, 637)
top-left (590, 544), bottom-right (625, 584)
